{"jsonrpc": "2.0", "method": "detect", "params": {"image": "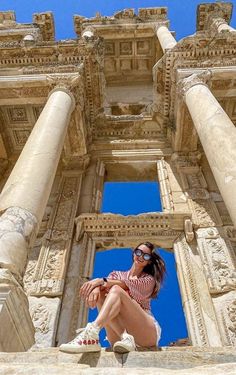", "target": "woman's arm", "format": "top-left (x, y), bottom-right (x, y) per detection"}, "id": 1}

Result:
top-left (80, 277), bottom-right (128, 299)
top-left (101, 278), bottom-right (128, 291)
